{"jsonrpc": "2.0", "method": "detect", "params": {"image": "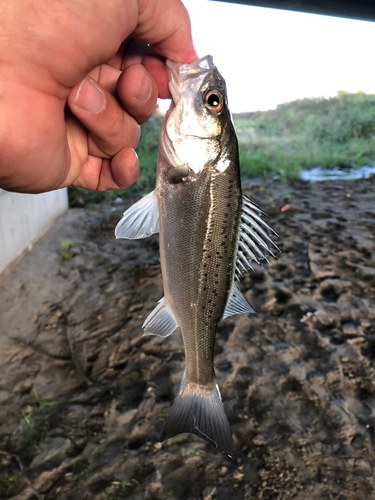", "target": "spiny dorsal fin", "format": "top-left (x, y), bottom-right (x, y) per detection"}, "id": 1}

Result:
top-left (115, 190), bottom-right (159, 240)
top-left (235, 193), bottom-right (280, 281)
